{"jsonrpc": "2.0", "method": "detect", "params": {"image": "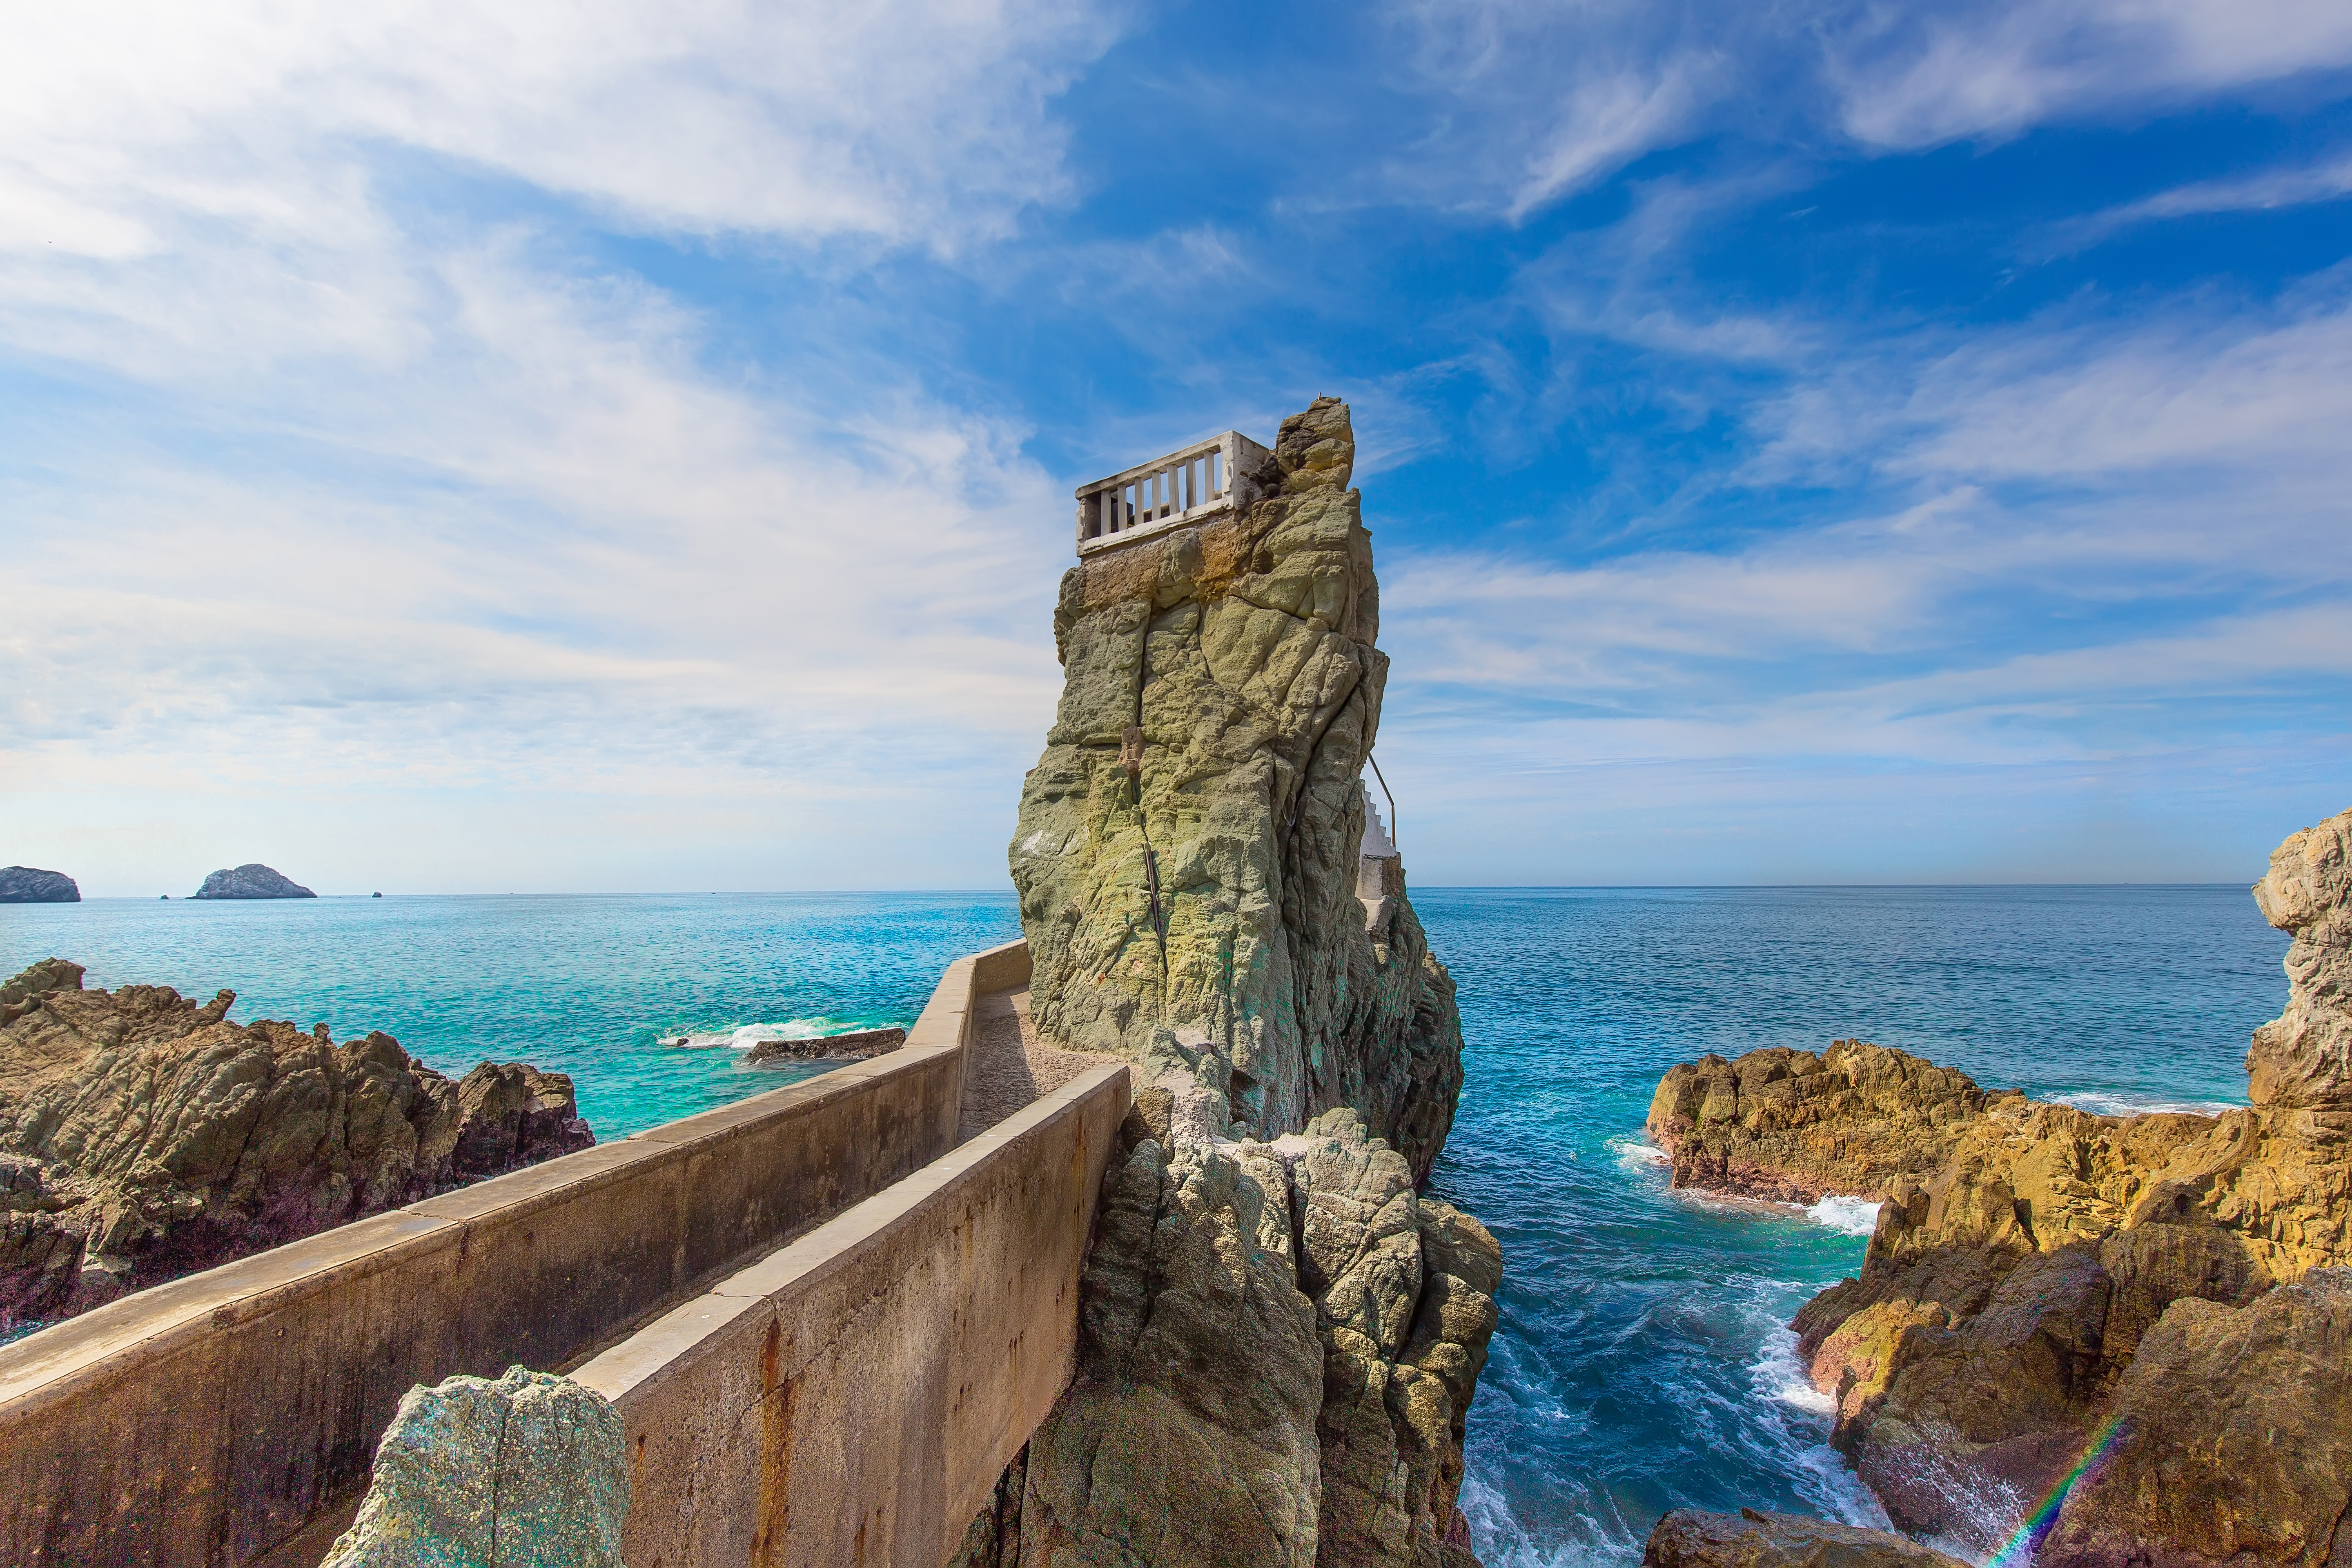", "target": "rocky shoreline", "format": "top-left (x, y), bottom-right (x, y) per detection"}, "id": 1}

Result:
top-left (0, 957), bottom-right (592, 1329)
top-left (1642, 805), bottom-right (2352, 1564)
